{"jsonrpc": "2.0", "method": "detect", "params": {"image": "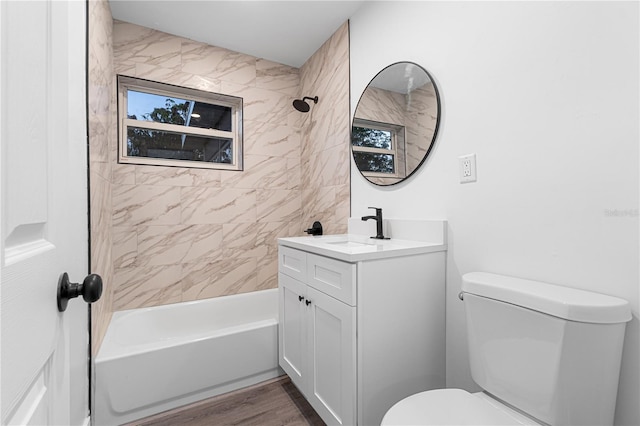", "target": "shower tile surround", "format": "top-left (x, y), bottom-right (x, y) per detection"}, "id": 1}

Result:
top-left (299, 23), bottom-right (351, 235)
top-left (93, 19), bottom-right (351, 314)
top-left (88, 0), bottom-right (116, 355)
